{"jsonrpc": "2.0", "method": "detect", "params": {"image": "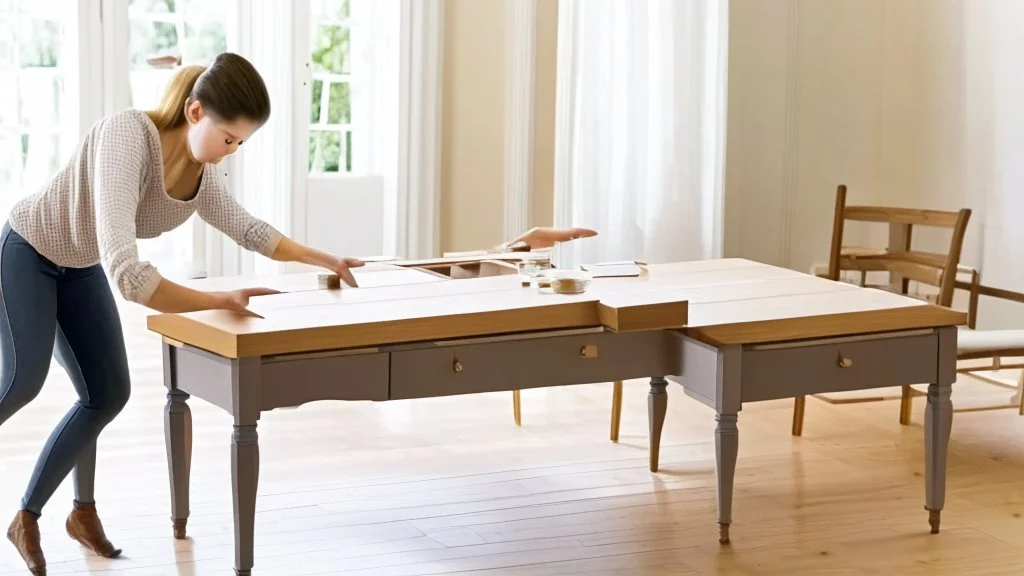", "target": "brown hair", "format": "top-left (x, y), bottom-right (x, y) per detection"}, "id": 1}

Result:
top-left (146, 52), bottom-right (271, 131)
